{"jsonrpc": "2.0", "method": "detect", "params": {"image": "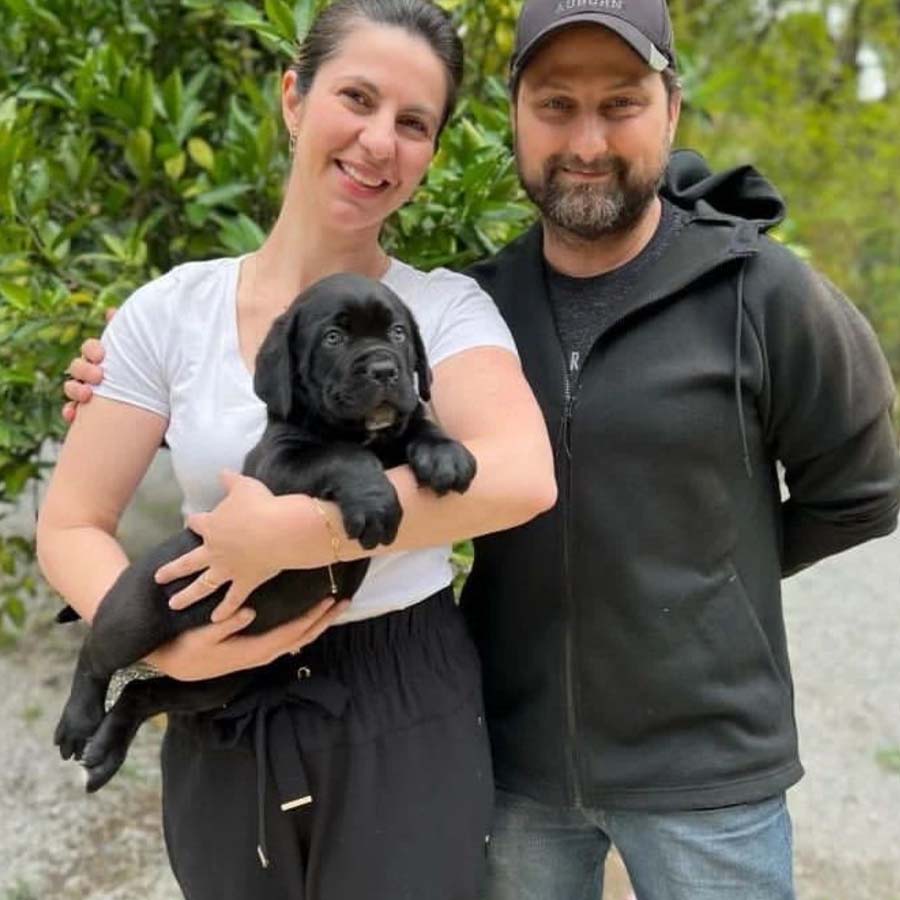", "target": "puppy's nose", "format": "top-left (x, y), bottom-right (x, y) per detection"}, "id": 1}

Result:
top-left (366, 358), bottom-right (399, 385)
